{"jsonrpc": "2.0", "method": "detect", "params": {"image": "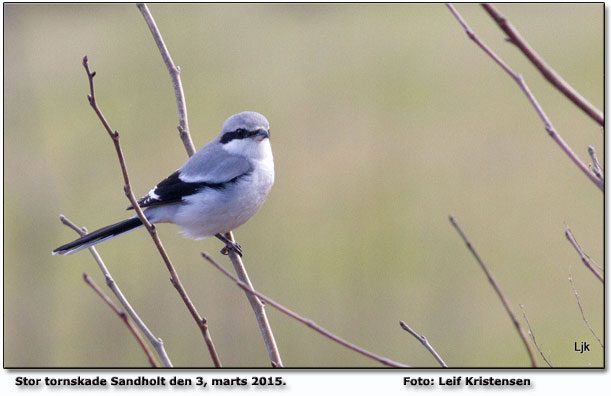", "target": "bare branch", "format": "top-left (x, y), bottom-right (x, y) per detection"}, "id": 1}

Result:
top-left (448, 215), bottom-right (538, 367)
top-left (223, 232), bottom-right (284, 367)
top-left (568, 270), bottom-right (603, 348)
top-left (446, 3), bottom-right (603, 192)
top-left (399, 321), bottom-right (447, 367)
top-left (59, 214), bottom-right (173, 367)
top-left (82, 56), bottom-right (221, 367)
top-left (481, 3), bottom-right (603, 126)
top-left (82, 56), bottom-right (153, 231)
top-left (588, 146), bottom-right (603, 181)
top-left (565, 225), bottom-right (603, 283)
top-left (519, 305), bottom-right (552, 367)
top-left (137, 3), bottom-right (195, 156)
top-left (83, 273), bottom-right (158, 367)
top-left (202, 252), bottom-right (407, 368)
top-left (136, 4), bottom-right (283, 367)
